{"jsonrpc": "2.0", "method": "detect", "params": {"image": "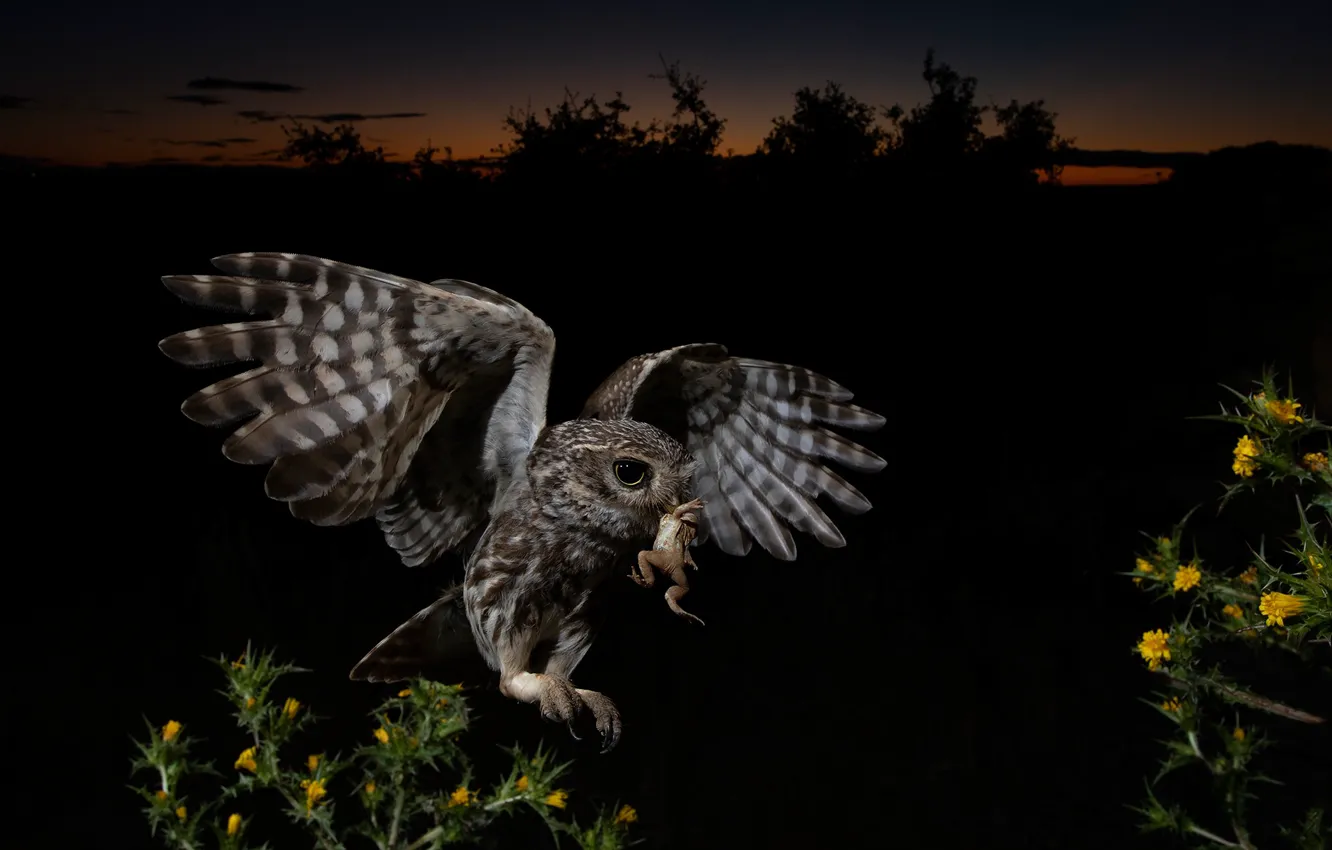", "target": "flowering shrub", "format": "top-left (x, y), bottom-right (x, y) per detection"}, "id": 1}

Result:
top-left (131, 647), bottom-right (640, 849)
top-left (1129, 371), bottom-right (1330, 847)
